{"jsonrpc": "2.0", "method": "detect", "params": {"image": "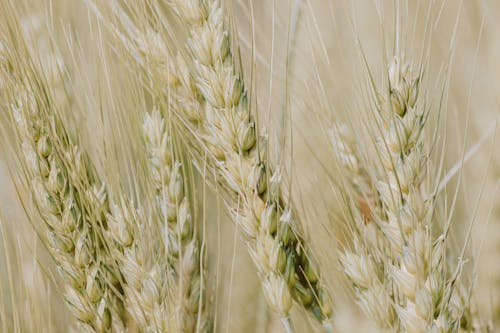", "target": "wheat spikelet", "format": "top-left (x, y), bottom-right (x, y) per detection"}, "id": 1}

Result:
top-left (106, 197), bottom-right (180, 332)
top-left (378, 57), bottom-right (461, 332)
top-left (8, 69), bottom-right (124, 333)
top-left (329, 124), bottom-right (374, 220)
top-left (80, 6), bottom-right (209, 330)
